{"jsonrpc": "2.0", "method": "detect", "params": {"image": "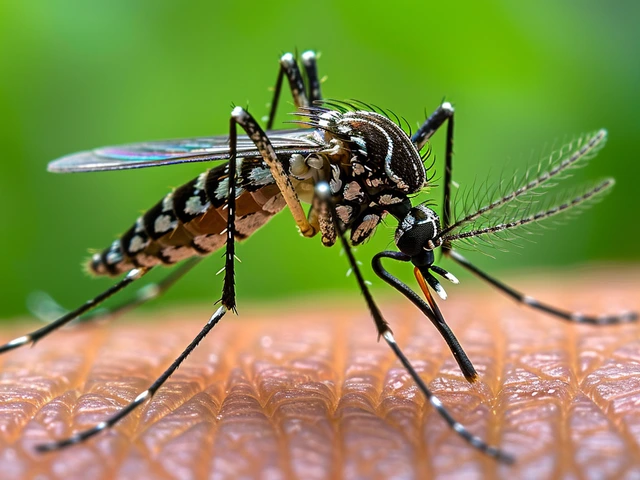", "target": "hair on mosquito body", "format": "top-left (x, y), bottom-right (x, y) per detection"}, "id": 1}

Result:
top-left (3, 50), bottom-right (637, 466)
